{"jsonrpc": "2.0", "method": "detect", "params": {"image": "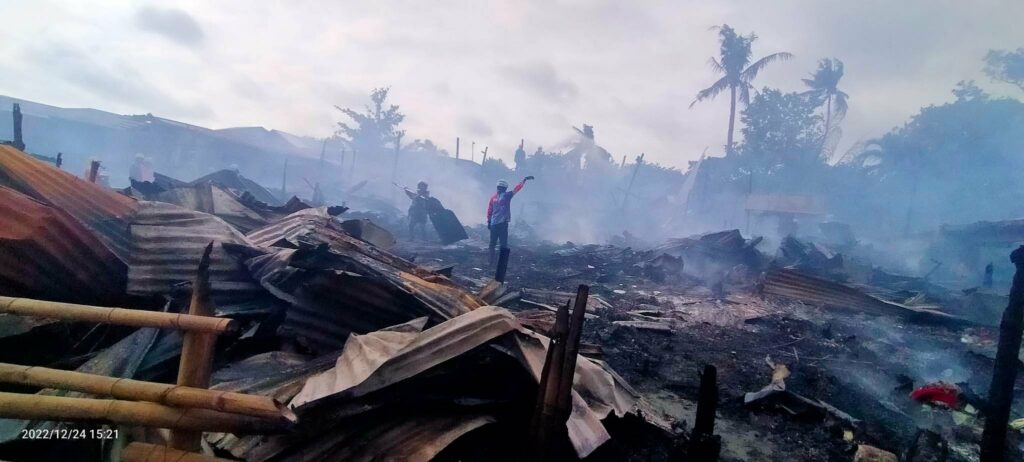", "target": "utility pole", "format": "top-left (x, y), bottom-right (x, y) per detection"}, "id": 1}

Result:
top-left (471, 141), bottom-right (476, 162)
top-left (621, 153), bottom-right (644, 211)
top-left (455, 137), bottom-right (460, 160)
top-left (480, 146), bottom-right (488, 168)
top-left (391, 131), bottom-right (404, 207)
top-left (281, 158), bottom-right (288, 200)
